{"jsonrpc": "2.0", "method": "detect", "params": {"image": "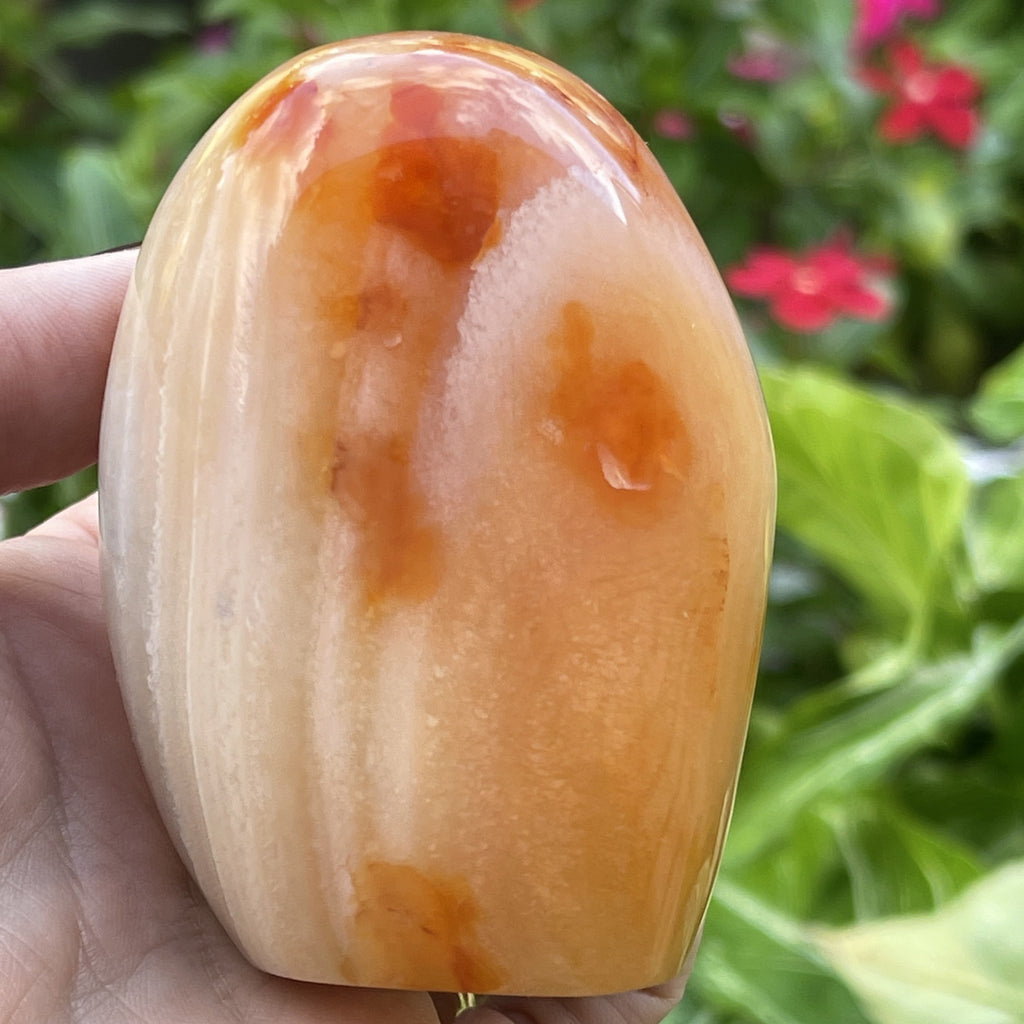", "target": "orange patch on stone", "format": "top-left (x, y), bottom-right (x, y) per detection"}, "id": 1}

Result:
top-left (371, 136), bottom-right (500, 265)
top-left (349, 861), bottom-right (504, 992)
top-left (330, 436), bottom-right (443, 606)
top-left (548, 301), bottom-right (687, 518)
